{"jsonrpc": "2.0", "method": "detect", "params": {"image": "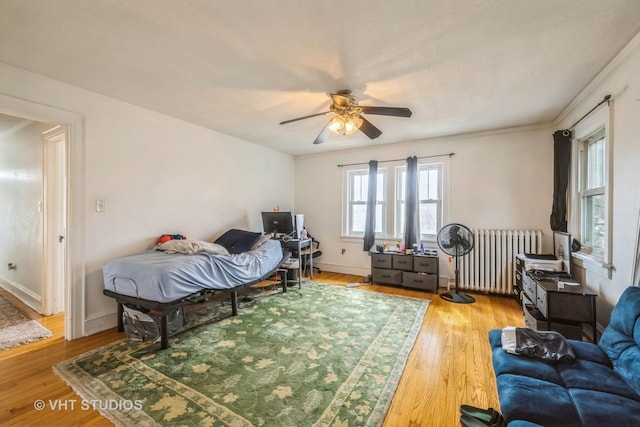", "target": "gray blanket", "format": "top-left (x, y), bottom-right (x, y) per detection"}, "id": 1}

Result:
top-left (103, 239), bottom-right (283, 303)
